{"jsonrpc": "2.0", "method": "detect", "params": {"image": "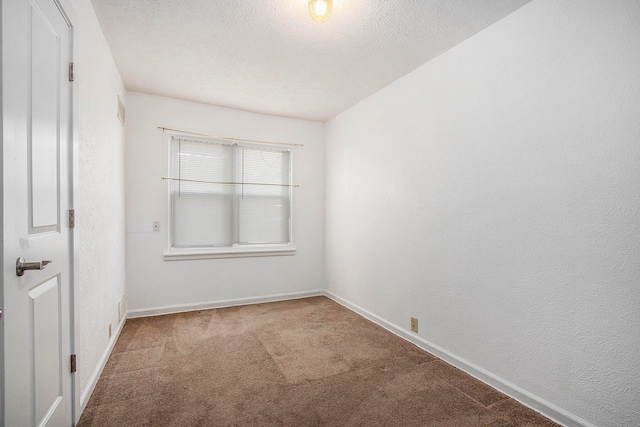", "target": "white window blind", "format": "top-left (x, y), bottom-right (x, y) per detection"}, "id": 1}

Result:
top-left (170, 137), bottom-right (291, 250)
